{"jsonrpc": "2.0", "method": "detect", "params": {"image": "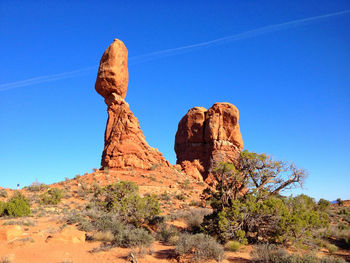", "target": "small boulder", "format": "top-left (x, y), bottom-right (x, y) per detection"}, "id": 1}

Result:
top-left (0, 225), bottom-right (24, 241)
top-left (47, 226), bottom-right (85, 244)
